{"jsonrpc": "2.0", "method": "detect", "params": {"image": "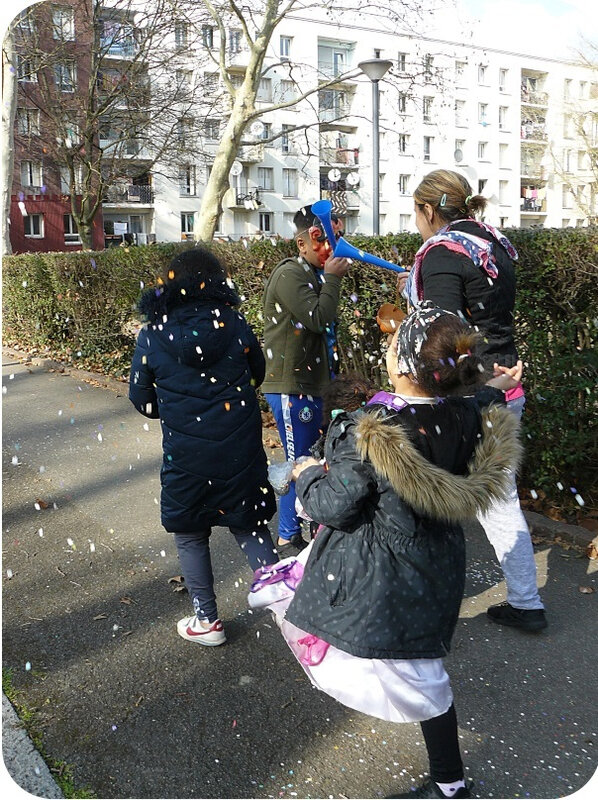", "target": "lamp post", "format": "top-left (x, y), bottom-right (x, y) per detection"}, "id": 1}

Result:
top-left (358, 58), bottom-right (393, 235)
